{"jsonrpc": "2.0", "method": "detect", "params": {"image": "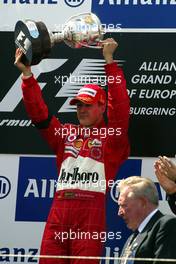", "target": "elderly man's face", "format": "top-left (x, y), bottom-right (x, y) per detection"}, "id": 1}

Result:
top-left (118, 187), bottom-right (145, 231)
